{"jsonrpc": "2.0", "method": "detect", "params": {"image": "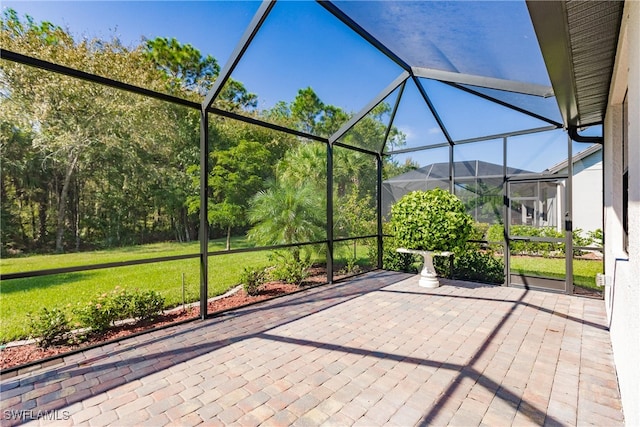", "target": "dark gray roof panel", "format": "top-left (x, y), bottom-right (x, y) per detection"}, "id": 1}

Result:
top-left (385, 160), bottom-right (532, 183)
